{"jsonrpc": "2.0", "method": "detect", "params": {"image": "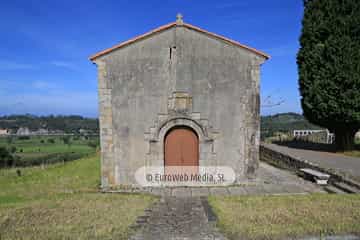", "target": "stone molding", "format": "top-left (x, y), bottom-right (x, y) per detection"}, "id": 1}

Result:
top-left (144, 92), bottom-right (219, 168)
